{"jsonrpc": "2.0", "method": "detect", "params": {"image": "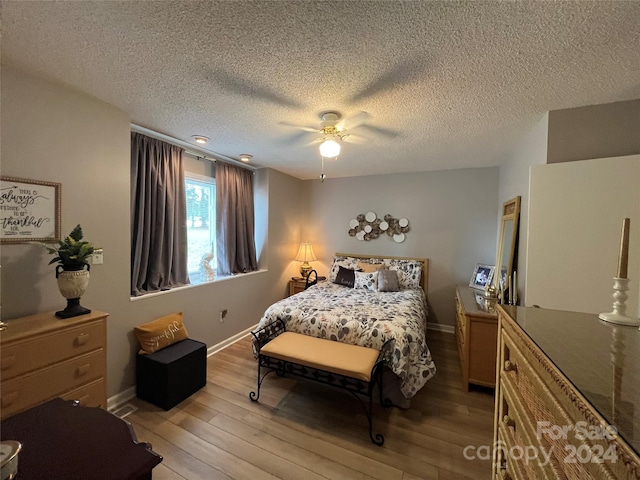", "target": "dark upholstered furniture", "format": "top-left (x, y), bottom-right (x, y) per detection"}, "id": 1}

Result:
top-left (136, 338), bottom-right (207, 410)
top-left (0, 398), bottom-right (162, 479)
